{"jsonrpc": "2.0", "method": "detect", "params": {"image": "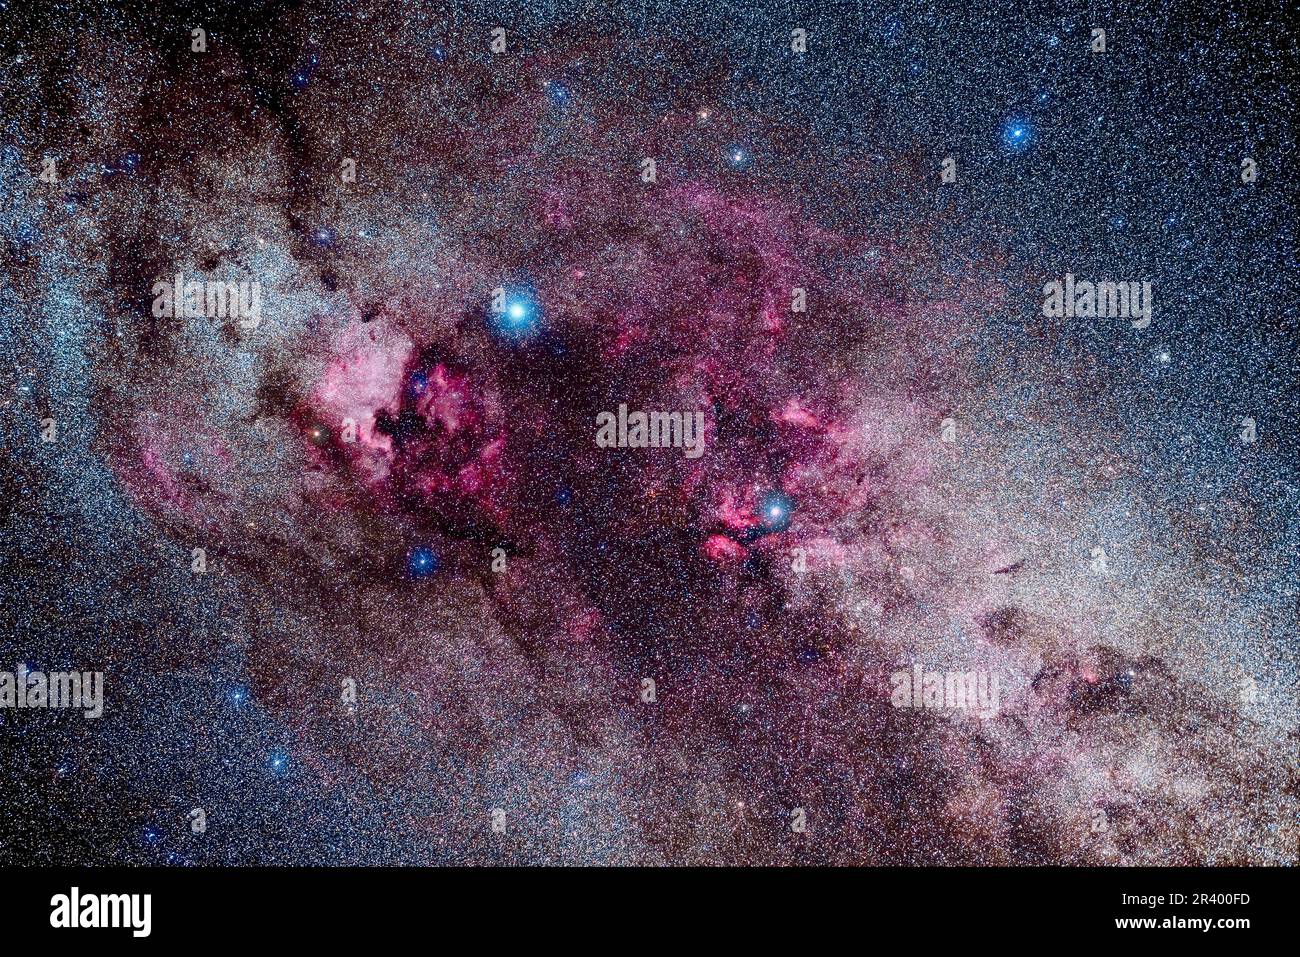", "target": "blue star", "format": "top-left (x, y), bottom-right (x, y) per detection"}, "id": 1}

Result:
top-left (544, 80), bottom-right (571, 106)
top-left (758, 490), bottom-right (796, 533)
top-left (491, 290), bottom-right (541, 340)
top-left (726, 145), bottom-right (751, 170)
top-left (1003, 121), bottom-right (1032, 150)
top-left (291, 54), bottom-right (319, 91)
top-left (407, 546), bottom-right (439, 578)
